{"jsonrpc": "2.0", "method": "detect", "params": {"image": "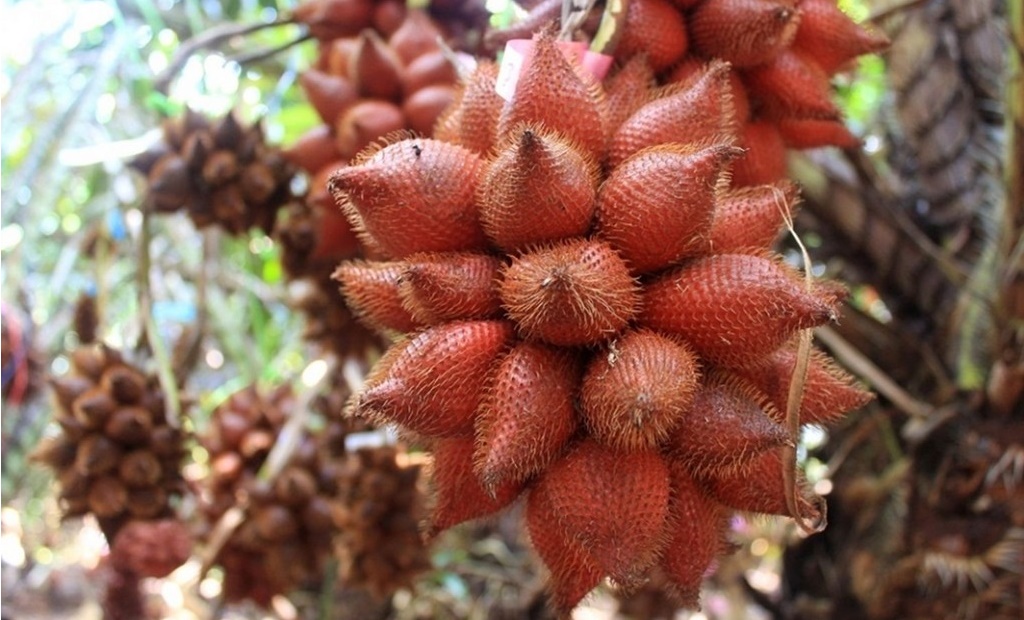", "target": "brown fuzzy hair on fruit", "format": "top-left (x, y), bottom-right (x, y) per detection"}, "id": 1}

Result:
top-left (327, 25), bottom-right (874, 617)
